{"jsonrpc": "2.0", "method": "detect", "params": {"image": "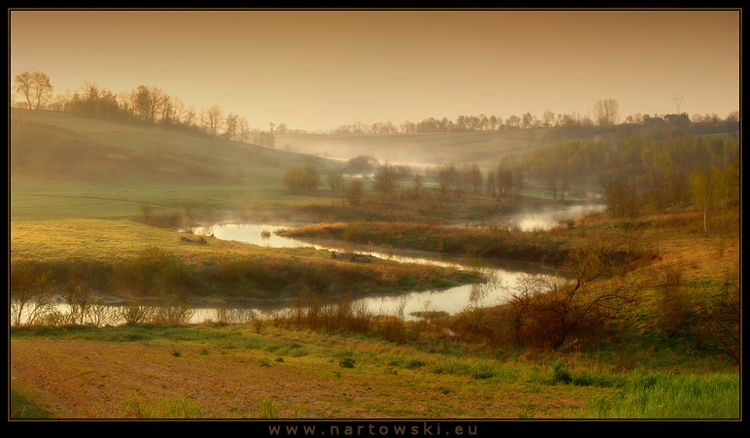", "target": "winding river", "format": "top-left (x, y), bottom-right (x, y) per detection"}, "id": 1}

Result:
top-left (13, 204), bottom-right (604, 325)
top-left (187, 203), bottom-right (604, 322)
